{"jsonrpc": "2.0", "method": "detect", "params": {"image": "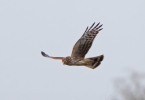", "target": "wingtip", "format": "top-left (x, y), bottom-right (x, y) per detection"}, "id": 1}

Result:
top-left (101, 54), bottom-right (104, 61)
top-left (100, 24), bottom-right (103, 27)
top-left (41, 51), bottom-right (47, 57)
top-left (92, 22), bottom-right (95, 26)
top-left (98, 28), bottom-right (103, 31)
